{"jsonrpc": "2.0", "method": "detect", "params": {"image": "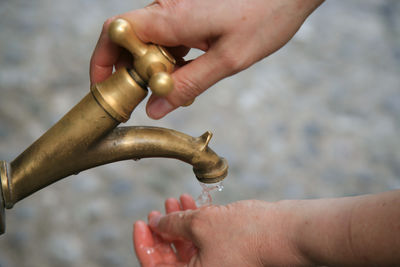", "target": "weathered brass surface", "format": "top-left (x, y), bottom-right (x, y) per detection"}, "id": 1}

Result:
top-left (109, 18), bottom-right (194, 106)
top-left (0, 19), bottom-right (227, 234)
top-left (109, 18), bottom-right (175, 97)
top-left (91, 68), bottom-right (147, 122)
